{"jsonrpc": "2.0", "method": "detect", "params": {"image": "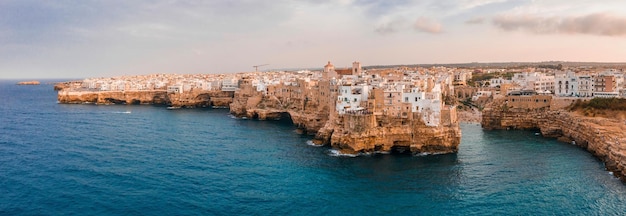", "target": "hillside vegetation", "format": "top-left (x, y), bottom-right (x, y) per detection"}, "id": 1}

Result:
top-left (569, 98), bottom-right (626, 110)
top-left (568, 98), bottom-right (626, 119)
